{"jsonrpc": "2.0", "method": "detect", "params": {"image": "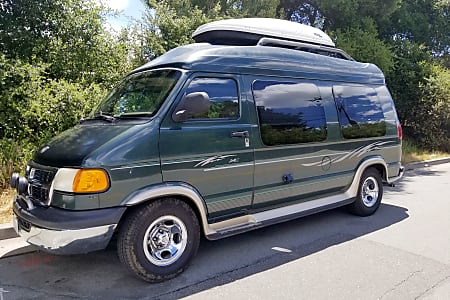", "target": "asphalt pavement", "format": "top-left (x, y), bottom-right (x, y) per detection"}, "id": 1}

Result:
top-left (0, 162), bottom-right (449, 300)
